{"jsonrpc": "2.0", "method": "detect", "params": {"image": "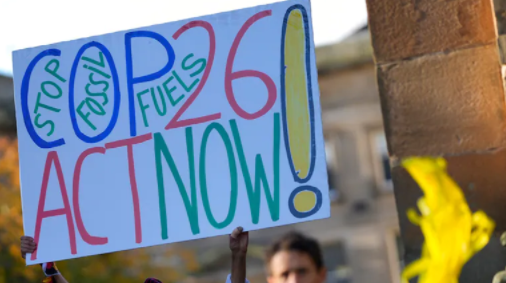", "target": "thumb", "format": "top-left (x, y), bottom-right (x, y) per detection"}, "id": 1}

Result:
top-left (231, 227), bottom-right (244, 239)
